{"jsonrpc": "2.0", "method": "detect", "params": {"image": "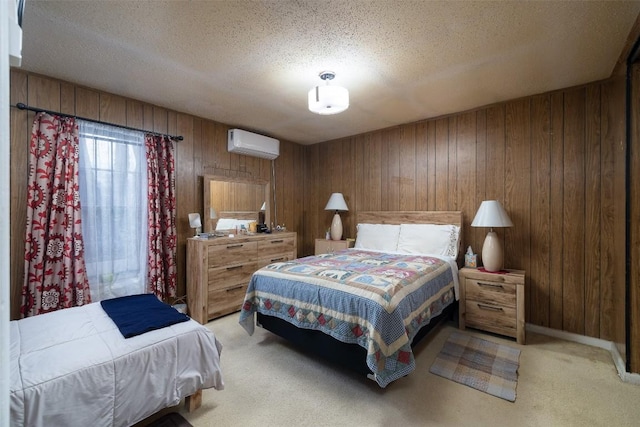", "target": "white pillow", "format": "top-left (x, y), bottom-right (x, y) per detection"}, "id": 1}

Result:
top-left (354, 223), bottom-right (401, 252)
top-left (397, 223), bottom-right (461, 259)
